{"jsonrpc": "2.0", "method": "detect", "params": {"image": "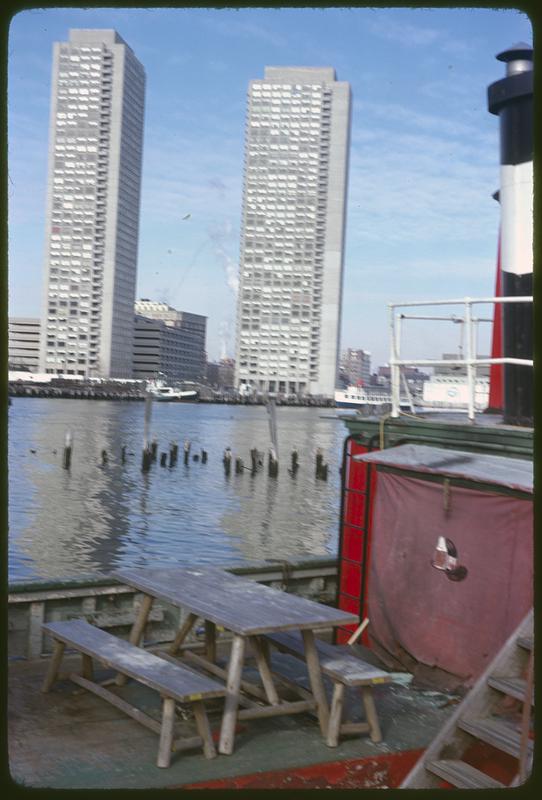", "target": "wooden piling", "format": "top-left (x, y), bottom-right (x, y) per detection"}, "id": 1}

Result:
top-left (141, 447), bottom-right (152, 472)
top-left (160, 452), bottom-right (168, 467)
top-left (250, 448), bottom-right (259, 475)
top-left (235, 457), bottom-right (244, 474)
top-left (169, 442), bottom-right (178, 467)
top-left (101, 449), bottom-right (108, 466)
top-left (150, 439), bottom-right (158, 462)
top-left (142, 394), bottom-right (153, 472)
top-left (184, 440), bottom-right (191, 465)
top-left (268, 449), bottom-right (279, 478)
top-left (62, 431), bottom-right (73, 470)
top-left (201, 449), bottom-right (208, 463)
top-left (291, 449), bottom-right (299, 474)
top-left (223, 448), bottom-right (232, 476)
top-left (315, 448), bottom-right (328, 480)
top-left (121, 445), bottom-right (127, 464)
